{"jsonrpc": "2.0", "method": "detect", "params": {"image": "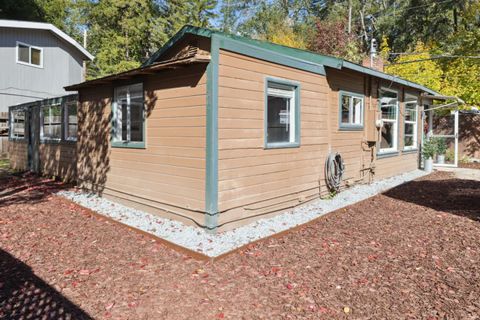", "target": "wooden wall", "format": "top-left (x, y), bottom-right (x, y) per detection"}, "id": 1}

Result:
top-left (216, 50), bottom-right (331, 229)
top-left (38, 143), bottom-right (77, 181)
top-left (77, 64), bottom-right (208, 227)
top-left (216, 52), bottom-right (423, 230)
top-left (8, 140), bottom-right (28, 170)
